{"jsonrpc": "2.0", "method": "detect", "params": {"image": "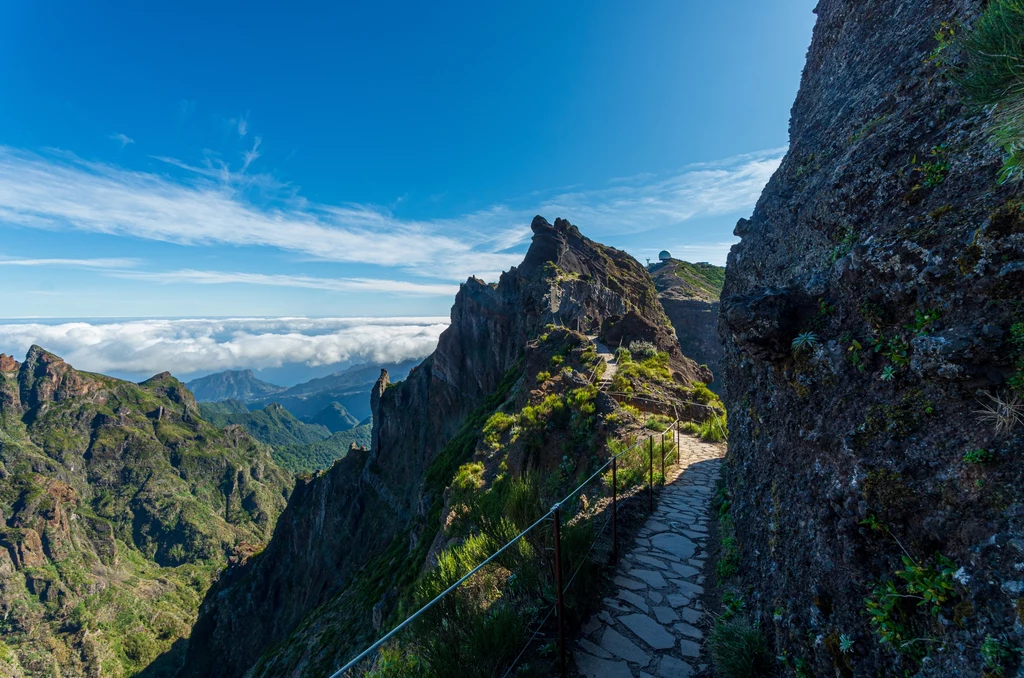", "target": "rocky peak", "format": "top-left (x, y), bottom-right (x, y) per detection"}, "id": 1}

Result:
top-left (16, 345), bottom-right (102, 413)
top-left (140, 370), bottom-right (200, 415)
top-left (0, 354), bottom-right (19, 374)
